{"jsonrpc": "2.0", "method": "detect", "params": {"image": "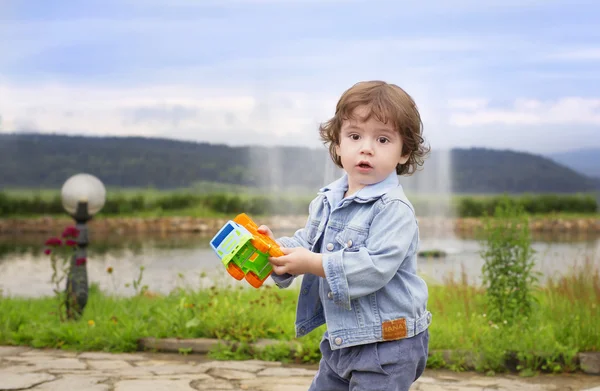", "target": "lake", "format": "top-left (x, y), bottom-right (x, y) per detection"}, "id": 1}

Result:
top-left (0, 228), bottom-right (598, 297)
